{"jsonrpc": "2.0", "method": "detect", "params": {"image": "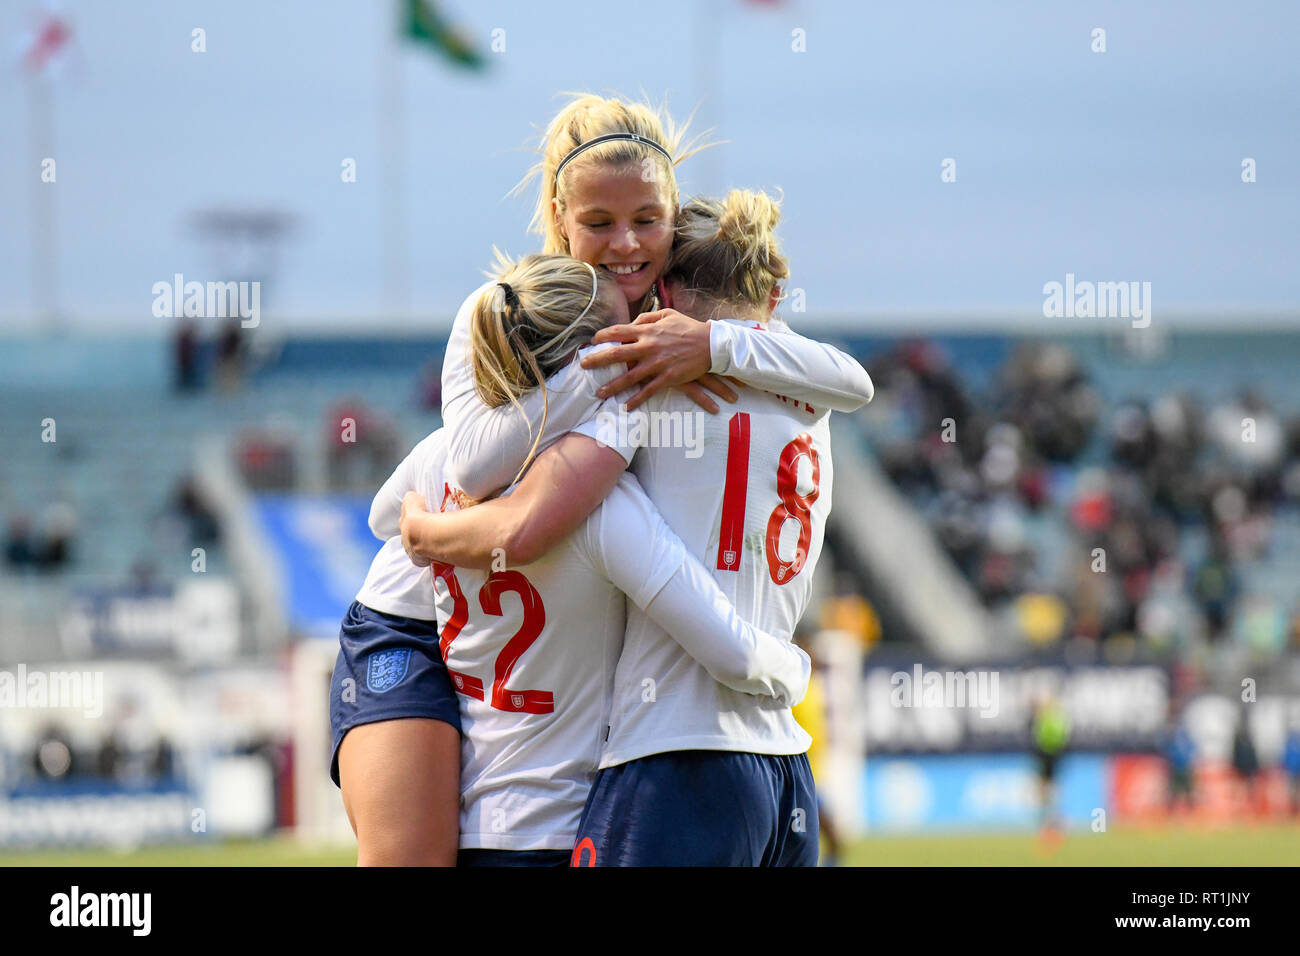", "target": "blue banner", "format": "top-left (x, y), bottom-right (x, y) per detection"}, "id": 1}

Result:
top-left (863, 753), bottom-right (1107, 831)
top-left (252, 494), bottom-right (383, 638)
